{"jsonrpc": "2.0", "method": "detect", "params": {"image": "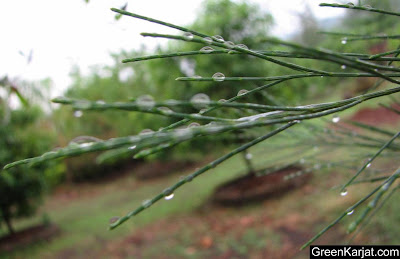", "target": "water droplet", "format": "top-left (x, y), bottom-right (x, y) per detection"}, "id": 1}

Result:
top-left (183, 32), bottom-right (194, 41)
top-left (320, 76), bottom-right (324, 78)
top-left (374, 69), bottom-right (378, 72)
top-left (341, 65), bottom-right (346, 70)
top-left (347, 2), bottom-right (355, 8)
top-left (140, 129), bottom-right (154, 135)
top-left (188, 122), bottom-right (200, 128)
top-left (190, 93), bottom-right (210, 109)
top-left (96, 100), bottom-right (106, 105)
top-left (347, 210), bottom-right (354, 215)
top-left (212, 35), bottom-right (224, 42)
top-left (192, 75), bottom-right (202, 79)
top-left (224, 41), bottom-right (235, 49)
top-left (212, 72), bottom-right (225, 82)
top-left (164, 193), bottom-right (174, 200)
top-left (237, 89), bottom-right (248, 96)
top-left (185, 174), bottom-right (194, 182)
top-left (228, 50), bottom-right (236, 54)
top-left (203, 37), bottom-right (213, 44)
top-left (341, 37), bottom-right (347, 44)
top-left (128, 145), bottom-right (136, 150)
top-left (236, 44), bottom-right (249, 50)
top-left (332, 115), bottom-right (340, 123)
top-left (142, 199), bottom-right (152, 208)
top-left (109, 216), bottom-right (120, 224)
top-left (200, 46), bottom-right (215, 53)
top-left (363, 5), bottom-right (372, 9)
top-left (300, 158), bottom-right (306, 164)
top-left (74, 110), bottom-right (83, 118)
top-left (245, 153), bottom-right (253, 160)
top-left (136, 95), bottom-right (155, 110)
top-left (341, 189), bottom-right (348, 196)
top-left (382, 182), bottom-right (390, 191)
top-left (366, 163), bottom-right (371, 168)
top-left (158, 107), bottom-right (173, 114)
